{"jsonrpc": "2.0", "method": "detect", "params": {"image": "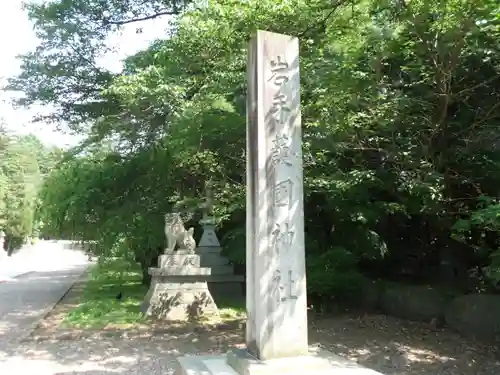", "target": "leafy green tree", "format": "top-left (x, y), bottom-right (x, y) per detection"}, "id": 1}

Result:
top-left (0, 131), bottom-right (52, 251)
top-left (17, 0), bottom-right (500, 300)
top-left (7, 0), bottom-right (196, 130)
